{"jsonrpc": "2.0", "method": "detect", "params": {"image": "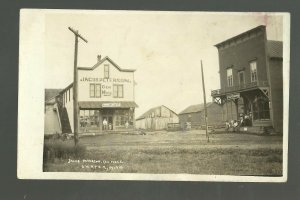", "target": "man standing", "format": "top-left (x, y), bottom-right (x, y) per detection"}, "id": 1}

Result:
top-left (103, 118), bottom-right (108, 130)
